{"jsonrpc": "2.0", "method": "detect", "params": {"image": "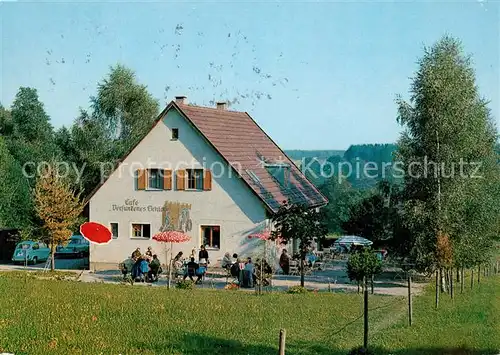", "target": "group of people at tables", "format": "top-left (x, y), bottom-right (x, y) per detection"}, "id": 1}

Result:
top-left (121, 245), bottom-right (317, 285)
top-left (120, 247), bottom-right (162, 282)
top-left (221, 252), bottom-right (273, 288)
top-left (120, 245), bottom-right (211, 283)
